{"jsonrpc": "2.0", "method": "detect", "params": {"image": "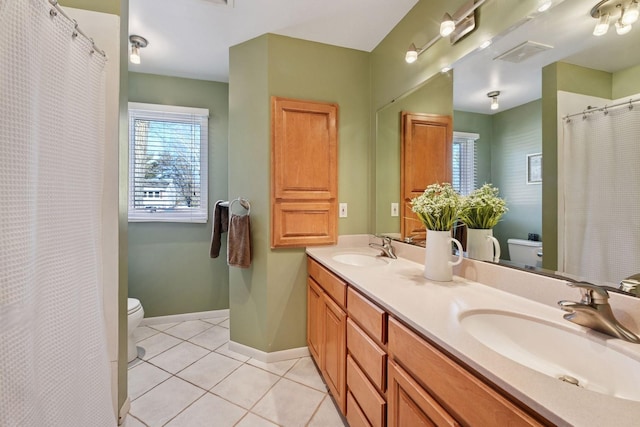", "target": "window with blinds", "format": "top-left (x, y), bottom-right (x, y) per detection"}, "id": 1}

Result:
top-left (128, 102), bottom-right (209, 223)
top-left (452, 132), bottom-right (478, 196)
